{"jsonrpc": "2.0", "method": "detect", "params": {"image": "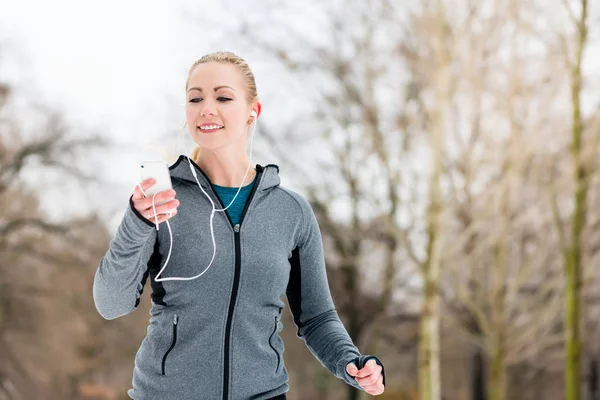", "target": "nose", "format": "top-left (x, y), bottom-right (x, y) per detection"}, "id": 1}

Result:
top-left (200, 100), bottom-right (216, 117)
